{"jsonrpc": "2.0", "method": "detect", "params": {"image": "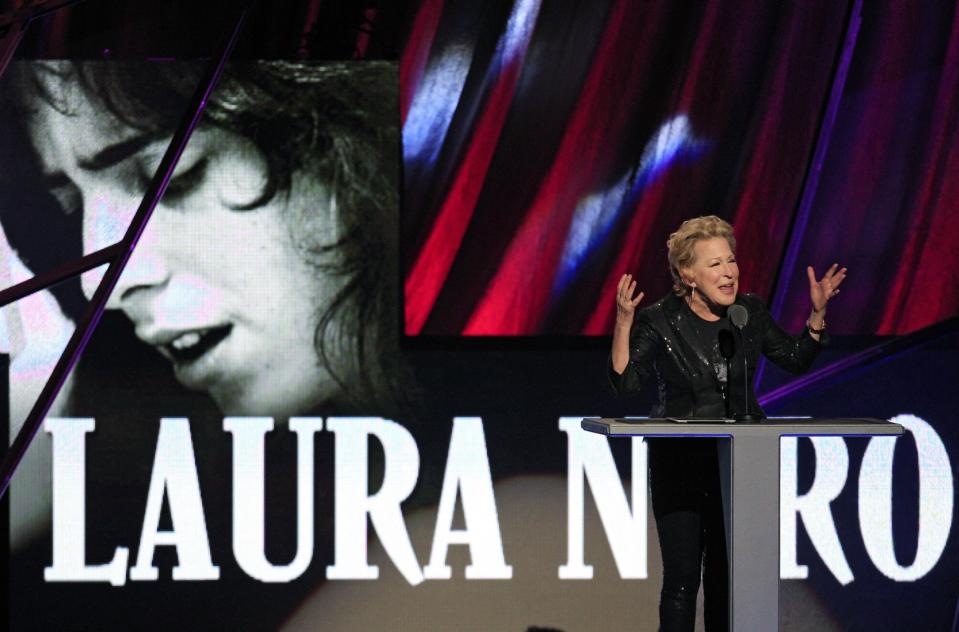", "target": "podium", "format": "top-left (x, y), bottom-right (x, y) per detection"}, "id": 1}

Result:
top-left (581, 417), bottom-right (904, 631)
